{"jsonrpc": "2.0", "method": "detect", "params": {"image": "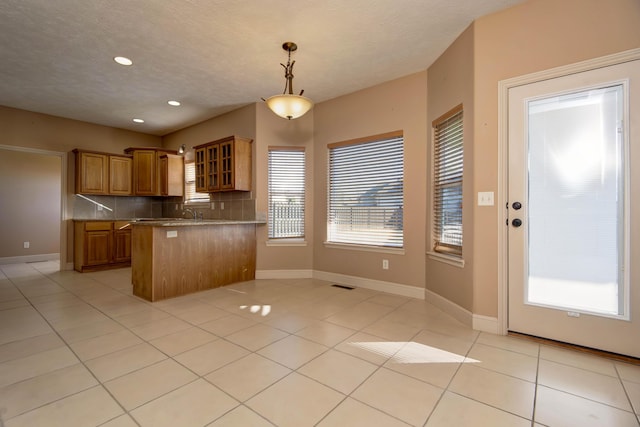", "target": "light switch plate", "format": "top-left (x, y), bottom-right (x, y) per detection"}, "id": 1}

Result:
top-left (166, 230), bottom-right (178, 238)
top-left (478, 191), bottom-right (494, 206)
